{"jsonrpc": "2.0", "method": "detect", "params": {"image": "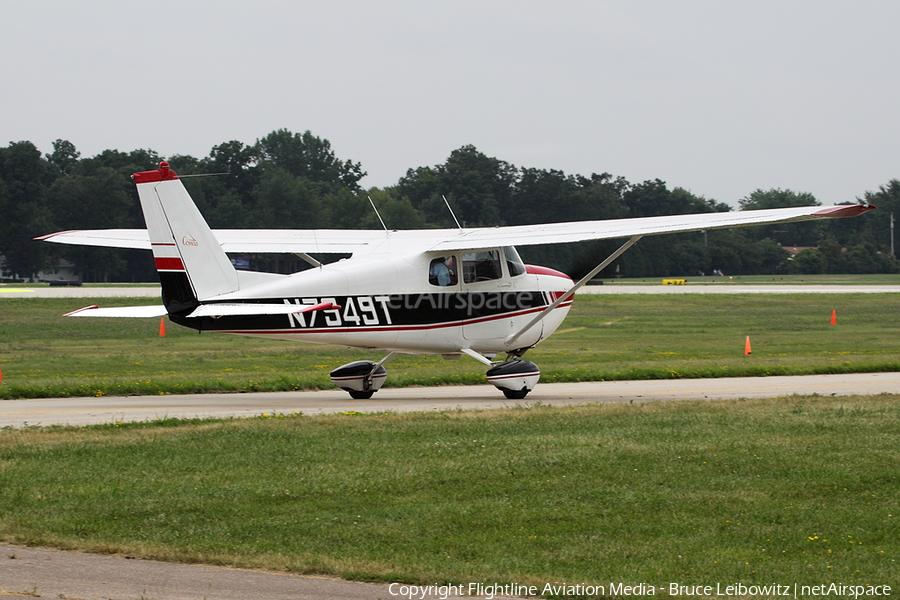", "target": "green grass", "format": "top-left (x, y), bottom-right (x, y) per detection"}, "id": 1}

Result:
top-left (0, 398), bottom-right (897, 589)
top-left (1, 294), bottom-right (899, 399)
